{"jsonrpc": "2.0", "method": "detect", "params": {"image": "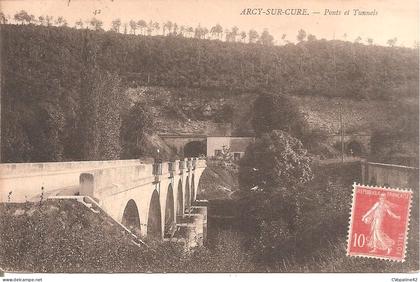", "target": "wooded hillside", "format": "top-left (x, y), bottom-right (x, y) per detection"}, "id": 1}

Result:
top-left (1, 24), bottom-right (418, 162)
